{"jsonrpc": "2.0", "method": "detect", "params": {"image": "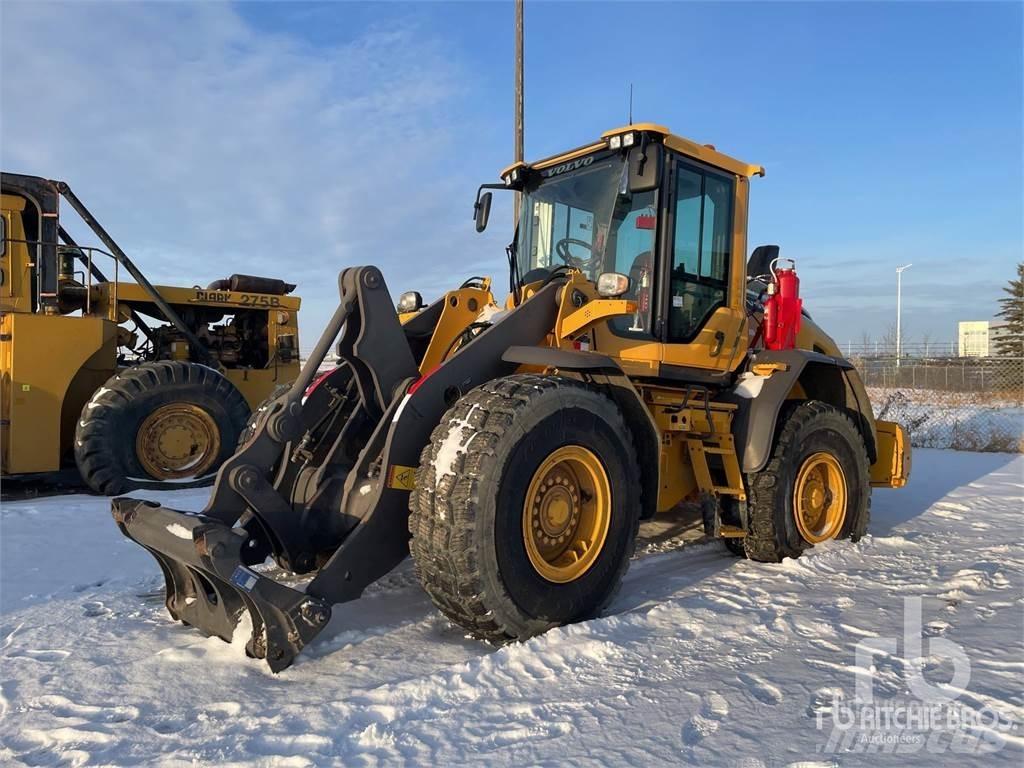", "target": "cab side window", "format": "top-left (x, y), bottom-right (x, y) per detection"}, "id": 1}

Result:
top-left (668, 163), bottom-right (734, 341)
